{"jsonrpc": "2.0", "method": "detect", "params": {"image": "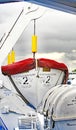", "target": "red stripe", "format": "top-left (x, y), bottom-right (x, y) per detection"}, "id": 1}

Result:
top-left (1, 58), bottom-right (68, 83)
